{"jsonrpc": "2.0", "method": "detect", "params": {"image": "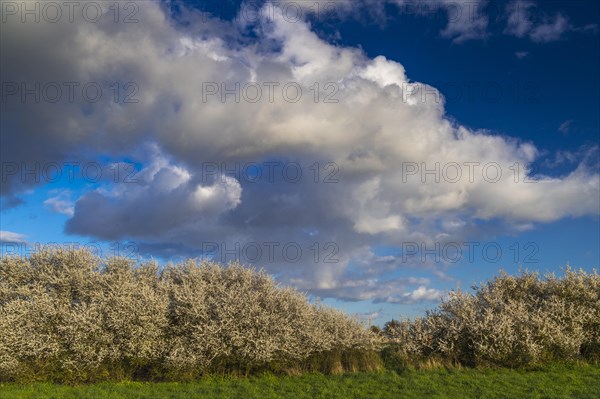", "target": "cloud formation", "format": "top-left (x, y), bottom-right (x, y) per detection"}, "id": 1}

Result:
top-left (44, 190), bottom-right (75, 217)
top-left (0, 231), bottom-right (27, 244)
top-left (1, 1), bottom-right (598, 303)
top-left (504, 0), bottom-right (595, 42)
top-left (65, 144), bottom-right (242, 239)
